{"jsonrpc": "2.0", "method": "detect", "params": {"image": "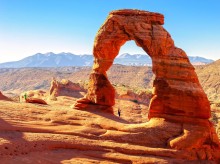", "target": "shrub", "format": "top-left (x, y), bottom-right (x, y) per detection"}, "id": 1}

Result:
top-left (132, 99), bottom-right (138, 103)
top-left (216, 102), bottom-right (220, 107)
